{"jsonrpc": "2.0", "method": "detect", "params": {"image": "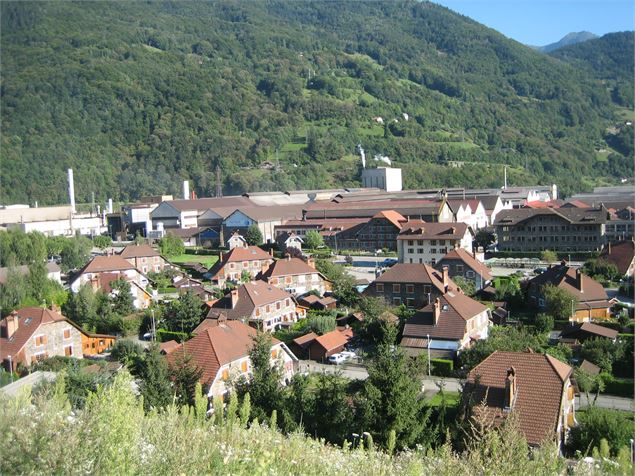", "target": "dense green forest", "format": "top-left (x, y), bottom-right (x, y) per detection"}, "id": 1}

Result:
top-left (1, 1), bottom-right (633, 205)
